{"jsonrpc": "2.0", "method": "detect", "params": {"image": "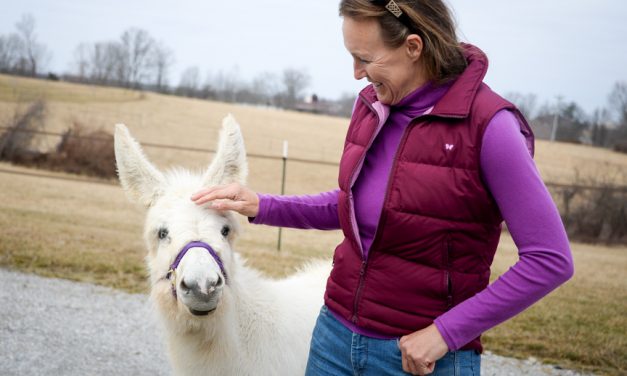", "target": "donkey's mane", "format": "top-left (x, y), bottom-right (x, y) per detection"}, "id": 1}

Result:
top-left (162, 168), bottom-right (204, 190)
